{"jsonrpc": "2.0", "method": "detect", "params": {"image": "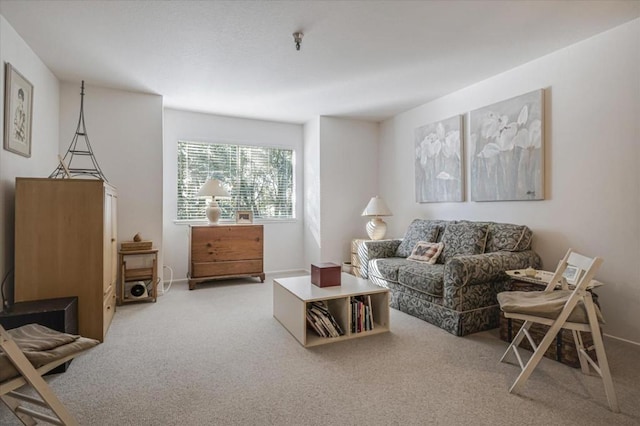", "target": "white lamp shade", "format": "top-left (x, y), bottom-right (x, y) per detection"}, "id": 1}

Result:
top-left (361, 196), bottom-right (392, 217)
top-left (196, 179), bottom-right (229, 224)
top-left (196, 179), bottom-right (230, 198)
